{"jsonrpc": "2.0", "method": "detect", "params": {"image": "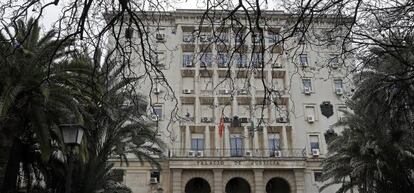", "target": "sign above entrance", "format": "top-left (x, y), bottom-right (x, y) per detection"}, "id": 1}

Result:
top-left (169, 159), bottom-right (306, 169)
